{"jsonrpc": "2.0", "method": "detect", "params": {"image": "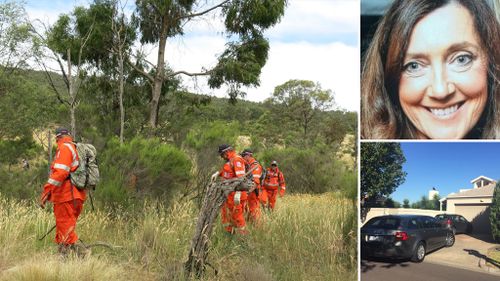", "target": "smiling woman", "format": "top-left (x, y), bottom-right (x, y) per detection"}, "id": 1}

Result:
top-left (361, 0), bottom-right (500, 139)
